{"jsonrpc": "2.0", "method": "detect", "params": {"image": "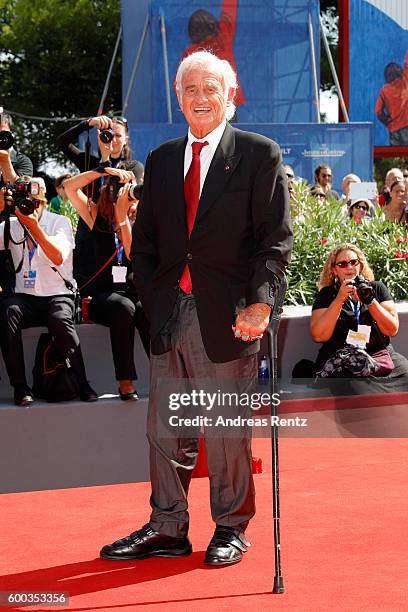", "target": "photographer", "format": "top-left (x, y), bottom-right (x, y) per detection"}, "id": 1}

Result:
top-left (56, 115), bottom-right (143, 197)
top-left (0, 113), bottom-right (33, 184)
top-left (0, 178), bottom-right (98, 405)
top-left (56, 115), bottom-right (144, 300)
top-left (63, 165), bottom-right (149, 401)
top-left (0, 112), bottom-right (34, 296)
top-left (309, 244), bottom-right (408, 387)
